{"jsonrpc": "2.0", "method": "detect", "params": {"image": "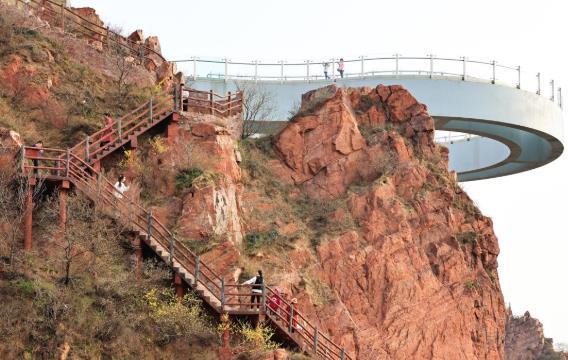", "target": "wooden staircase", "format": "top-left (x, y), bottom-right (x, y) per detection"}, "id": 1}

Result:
top-left (18, 93), bottom-right (351, 359)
